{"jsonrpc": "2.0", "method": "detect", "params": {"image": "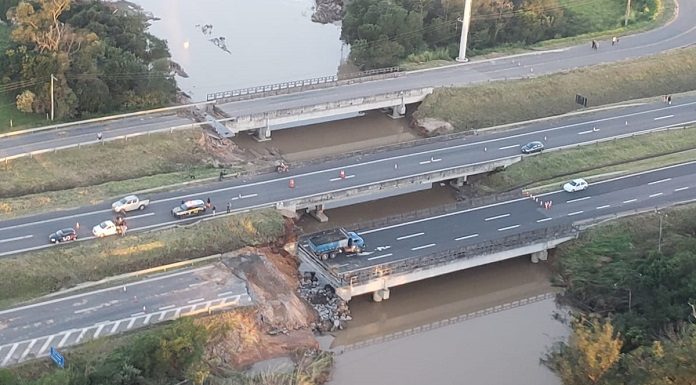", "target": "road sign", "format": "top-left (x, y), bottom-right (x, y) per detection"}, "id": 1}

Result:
top-left (49, 346), bottom-right (65, 368)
